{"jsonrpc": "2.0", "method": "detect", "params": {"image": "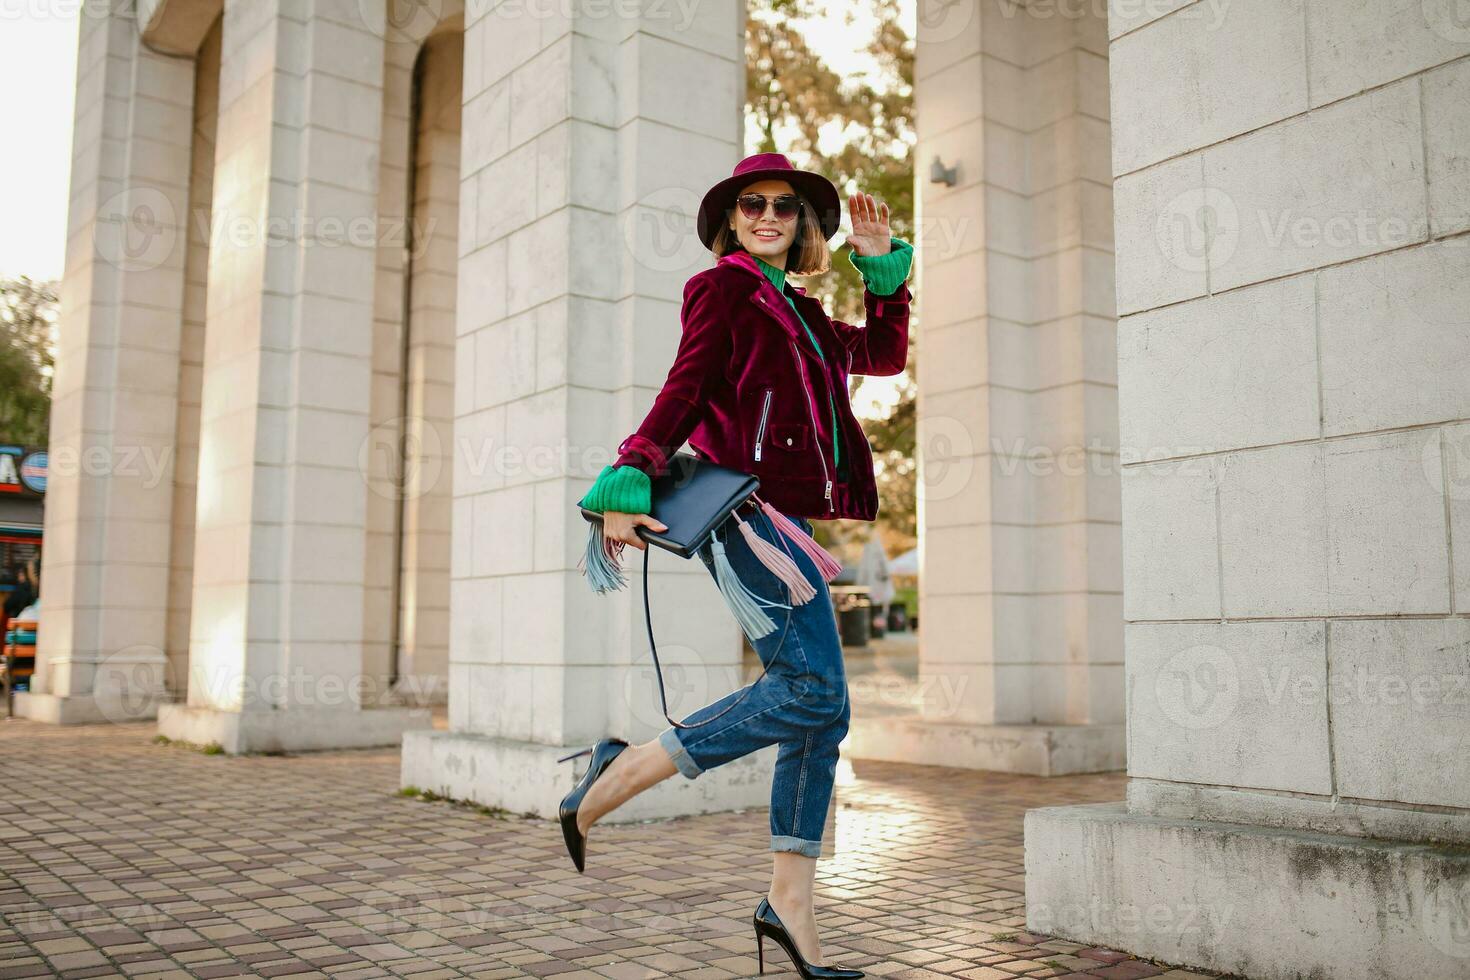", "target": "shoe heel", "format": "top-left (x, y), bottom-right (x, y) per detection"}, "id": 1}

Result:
top-left (753, 896), bottom-right (864, 979)
top-left (557, 746), bottom-right (591, 763)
